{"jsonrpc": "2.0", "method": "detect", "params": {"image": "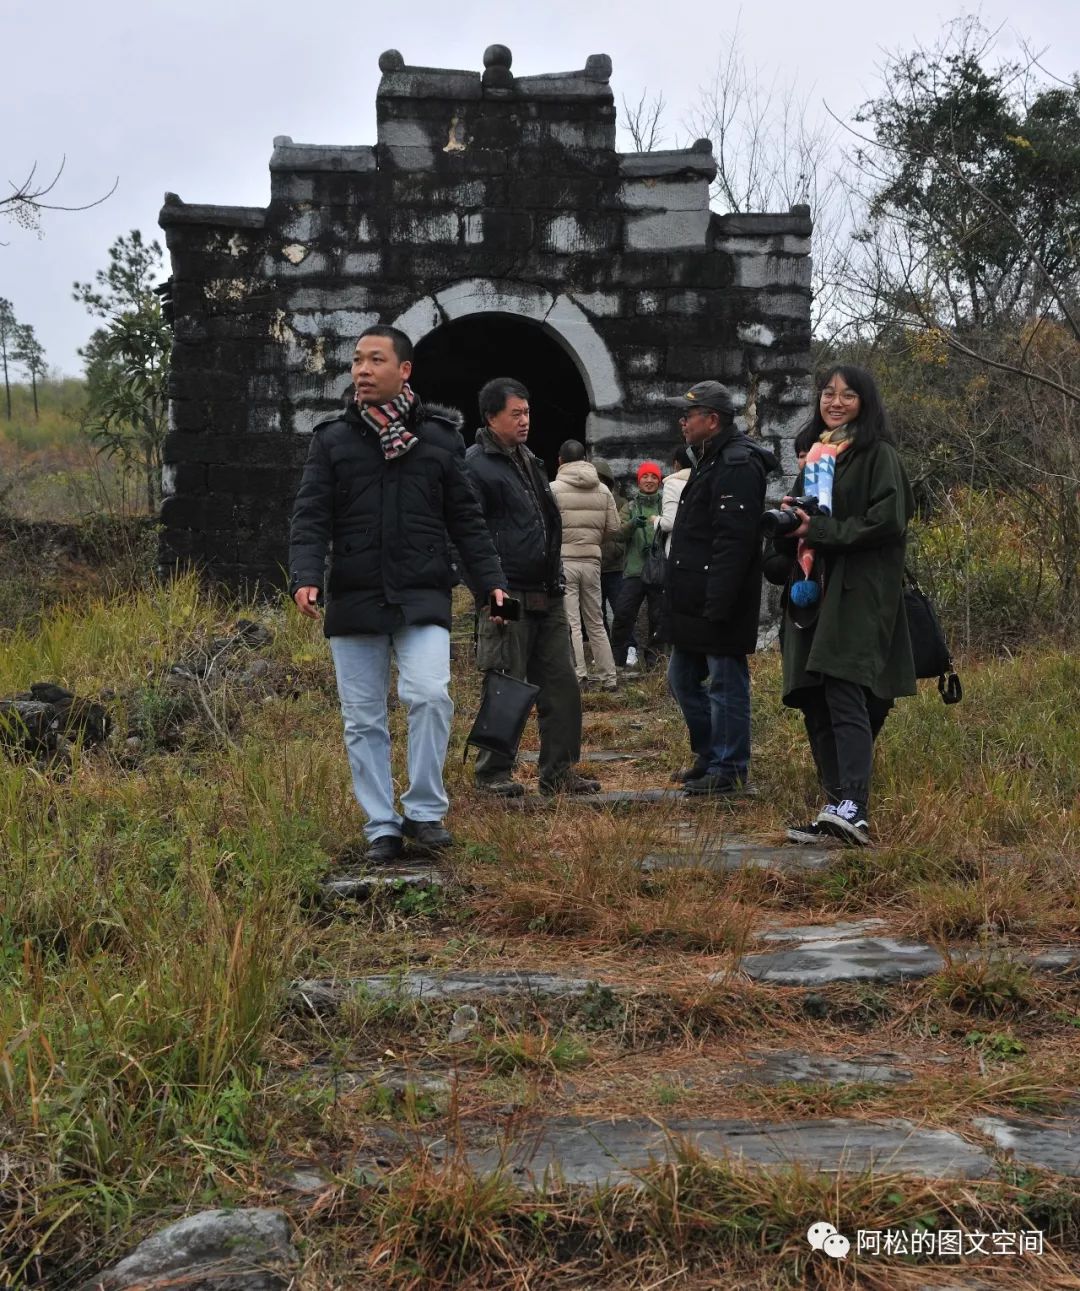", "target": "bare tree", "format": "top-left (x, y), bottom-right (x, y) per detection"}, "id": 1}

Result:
top-left (2, 157), bottom-right (117, 239)
top-left (620, 90), bottom-right (667, 152)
